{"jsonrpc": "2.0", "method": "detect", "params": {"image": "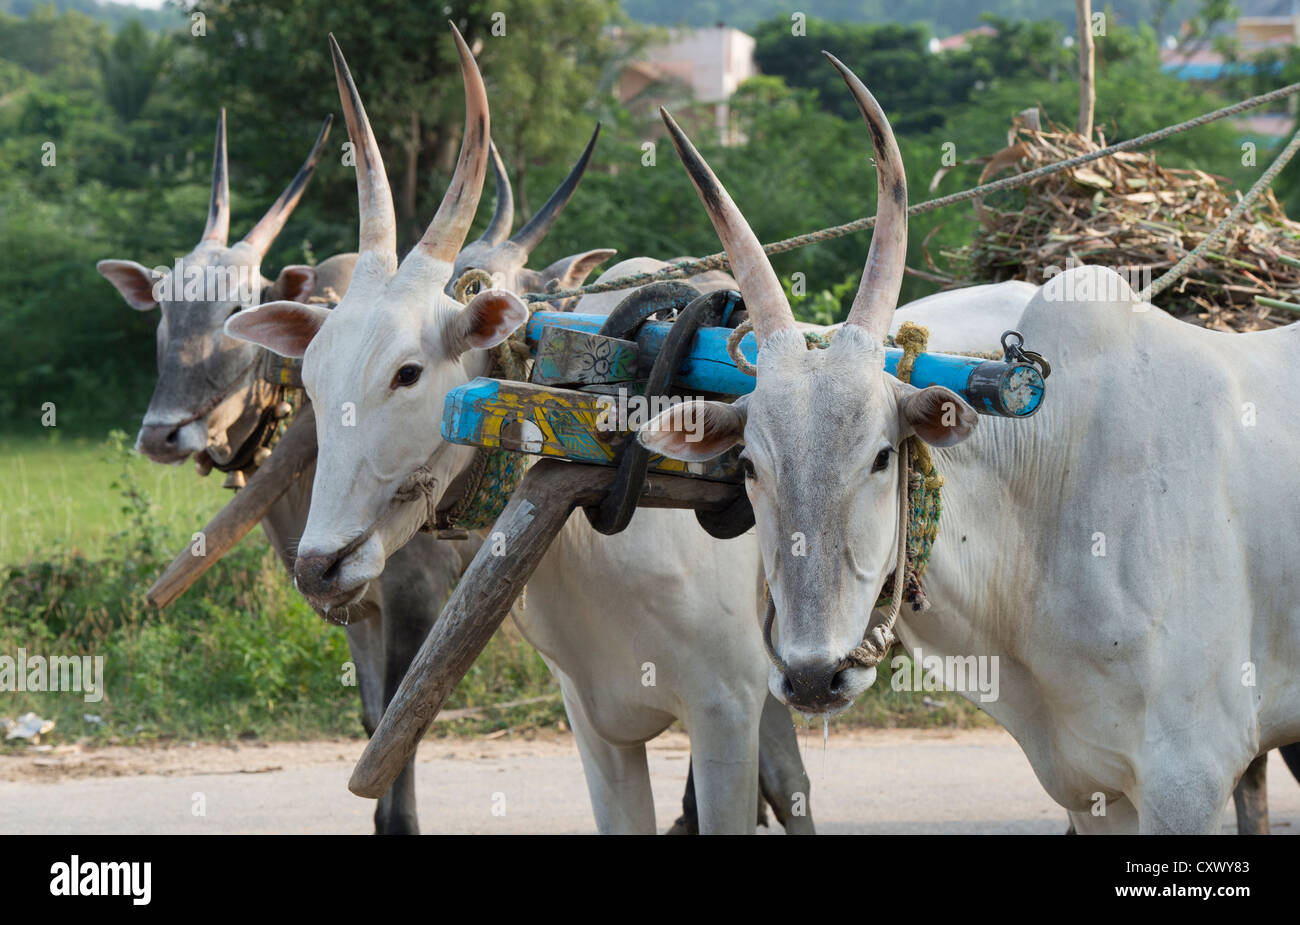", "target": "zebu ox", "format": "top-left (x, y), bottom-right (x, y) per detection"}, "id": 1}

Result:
top-left (890, 281), bottom-right (1300, 833)
top-left (450, 132), bottom-right (814, 833)
top-left (96, 112), bottom-right (476, 835)
top-left (226, 29), bottom-right (814, 833)
top-left (639, 52), bottom-right (1300, 833)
